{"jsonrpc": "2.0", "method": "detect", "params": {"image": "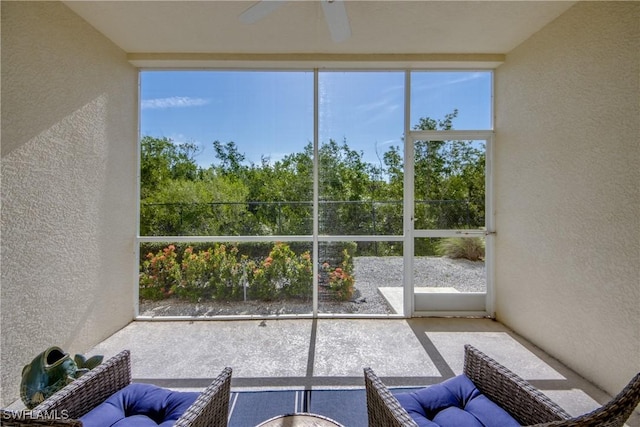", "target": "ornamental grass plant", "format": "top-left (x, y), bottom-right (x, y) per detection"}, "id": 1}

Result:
top-left (436, 236), bottom-right (485, 261)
